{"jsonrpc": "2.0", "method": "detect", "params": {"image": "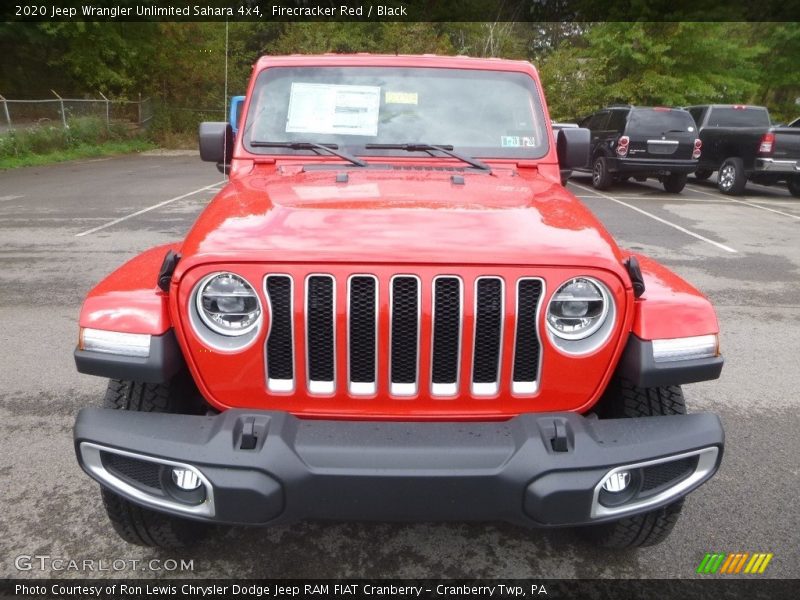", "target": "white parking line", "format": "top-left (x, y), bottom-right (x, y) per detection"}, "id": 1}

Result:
top-left (75, 181), bottom-right (225, 237)
top-left (686, 184), bottom-right (800, 221)
top-left (0, 195), bottom-right (24, 202)
top-left (575, 194), bottom-right (724, 203)
top-left (571, 182), bottom-right (738, 253)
